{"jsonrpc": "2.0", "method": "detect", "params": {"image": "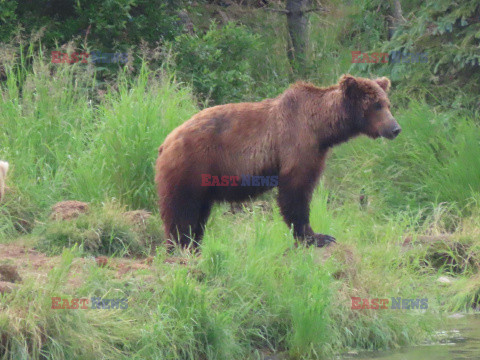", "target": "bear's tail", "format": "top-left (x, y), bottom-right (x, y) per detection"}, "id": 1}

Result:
top-left (158, 145), bottom-right (164, 155)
